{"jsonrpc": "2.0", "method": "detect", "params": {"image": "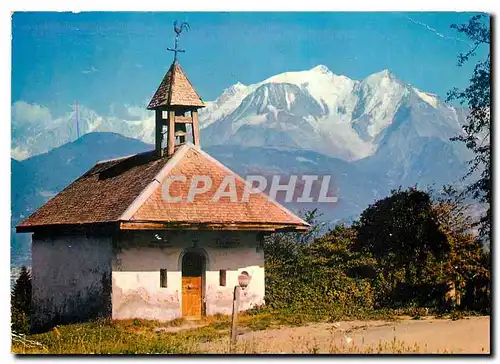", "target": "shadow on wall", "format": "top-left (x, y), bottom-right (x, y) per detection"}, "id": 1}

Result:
top-left (31, 271), bottom-right (112, 334)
